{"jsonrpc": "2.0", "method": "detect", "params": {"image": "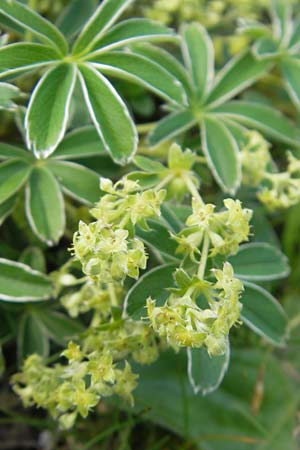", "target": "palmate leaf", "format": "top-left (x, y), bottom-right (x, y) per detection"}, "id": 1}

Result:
top-left (280, 57), bottom-right (300, 110)
top-left (201, 116), bottom-right (241, 194)
top-left (47, 160), bottom-right (101, 204)
top-left (25, 64), bottom-right (76, 159)
top-left (0, 195), bottom-right (17, 226)
top-left (212, 100), bottom-right (300, 146)
top-left (0, 0), bottom-right (68, 55)
top-left (0, 82), bottom-right (20, 110)
top-left (88, 18), bottom-right (176, 54)
top-left (90, 52), bottom-right (187, 106)
top-left (181, 22), bottom-right (214, 100)
top-left (52, 126), bottom-right (106, 160)
top-left (78, 63), bottom-right (137, 164)
top-left (271, 0), bottom-right (292, 44)
top-left (73, 0), bottom-right (133, 55)
top-left (0, 142), bottom-right (33, 161)
top-left (0, 43), bottom-right (60, 79)
top-left (56, 0), bottom-right (98, 39)
top-left (0, 158), bottom-right (32, 204)
top-left (25, 167), bottom-right (65, 246)
top-left (0, 258), bottom-right (53, 302)
top-left (148, 110), bottom-right (197, 146)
